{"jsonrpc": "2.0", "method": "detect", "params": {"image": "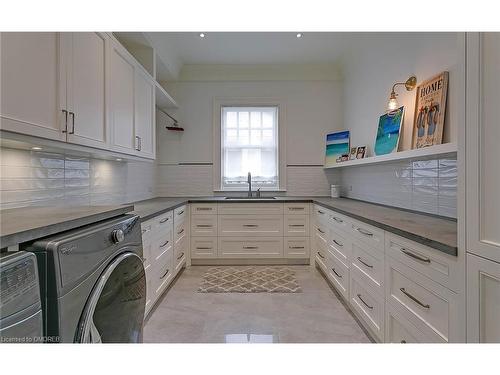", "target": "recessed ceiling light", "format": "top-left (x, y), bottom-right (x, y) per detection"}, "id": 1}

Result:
top-left (31, 146), bottom-right (42, 151)
top-left (199, 33), bottom-right (206, 38)
top-left (296, 33), bottom-right (303, 38)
